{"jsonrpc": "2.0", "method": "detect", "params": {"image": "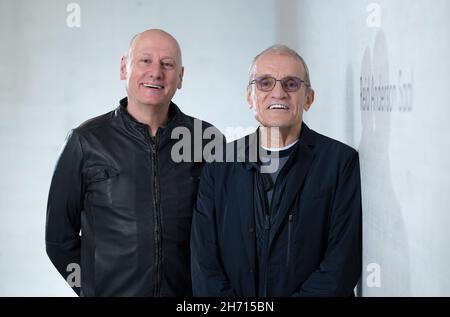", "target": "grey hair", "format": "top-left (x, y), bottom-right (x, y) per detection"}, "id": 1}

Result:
top-left (248, 44), bottom-right (312, 88)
